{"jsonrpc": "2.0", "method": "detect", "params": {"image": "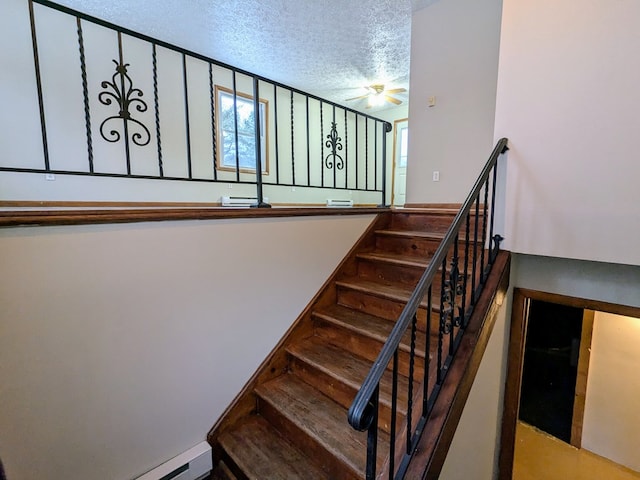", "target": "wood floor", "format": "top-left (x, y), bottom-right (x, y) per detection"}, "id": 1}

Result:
top-left (513, 421), bottom-right (640, 480)
top-left (208, 209), bottom-right (481, 479)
